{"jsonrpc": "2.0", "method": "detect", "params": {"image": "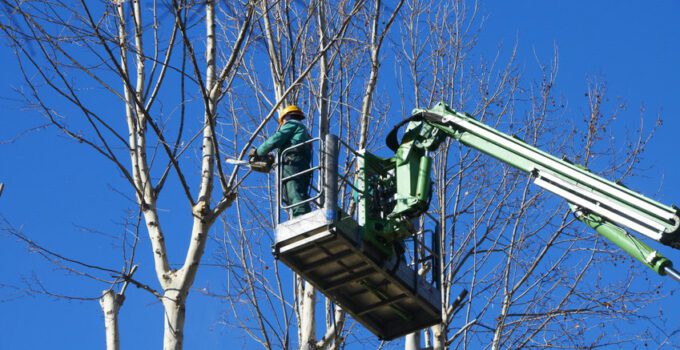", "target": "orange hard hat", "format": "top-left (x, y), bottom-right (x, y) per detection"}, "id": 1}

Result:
top-left (278, 105), bottom-right (304, 124)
